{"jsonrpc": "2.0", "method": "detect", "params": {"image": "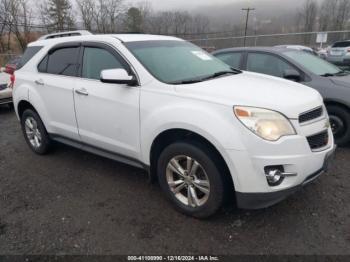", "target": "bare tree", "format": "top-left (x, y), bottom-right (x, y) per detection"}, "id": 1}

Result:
top-left (333, 0), bottom-right (350, 30)
top-left (76, 0), bottom-right (95, 31)
top-left (192, 15), bottom-right (210, 35)
top-left (319, 0), bottom-right (334, 31)
top-left (173, 11), bottom-right (192, 35)
top-left (298, 0), bottom-right (317, 44)
top-left (299, 0), bottom-right (318, 32)
top-left (94, 0), bottom-right (124, 33)
top-left (319, 0), bottom-right (350, 31)
top-left (0, 0), bottom-right (11, 52)
top-left (146, 11), bottom-right (174, 35)
top-left (9, 0), bottom-right (29, 50)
